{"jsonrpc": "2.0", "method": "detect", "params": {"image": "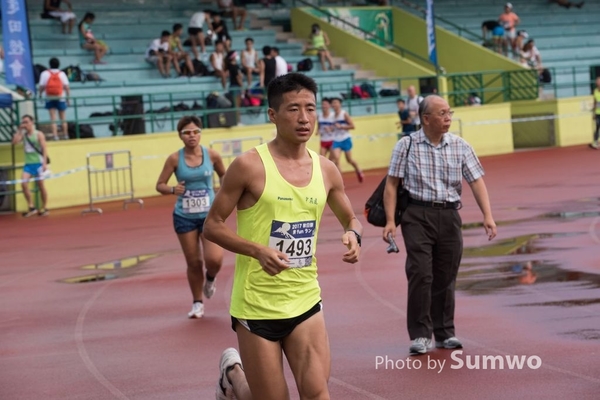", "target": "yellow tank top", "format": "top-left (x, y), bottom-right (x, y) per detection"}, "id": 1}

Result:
top-left (595, 89), bottom-right (600, 115)
top-left (230, 143), bottom-right (327, 320)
